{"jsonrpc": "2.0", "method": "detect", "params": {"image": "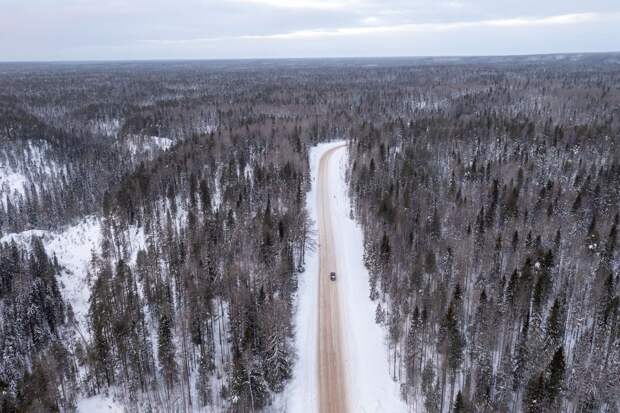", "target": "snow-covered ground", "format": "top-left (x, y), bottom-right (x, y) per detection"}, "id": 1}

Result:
top-left (0, 168), bottom-right (28, 200)
top-left (1, 140), bottom-right (405, 412)
top-left (76, 393), bottom-right (124, 413)
top-left (125, 135), bottom-right (174, 158)
top-left (1, 216), bottom-right (102, 331)
top-left (329, 144), bottom-right (406, 413)
top-left (0, 139), bottom-right (68, 207)
top-left (286, 142), bottom-right (406, 412)
top-left (286, 143), bottom-right (337, 412)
